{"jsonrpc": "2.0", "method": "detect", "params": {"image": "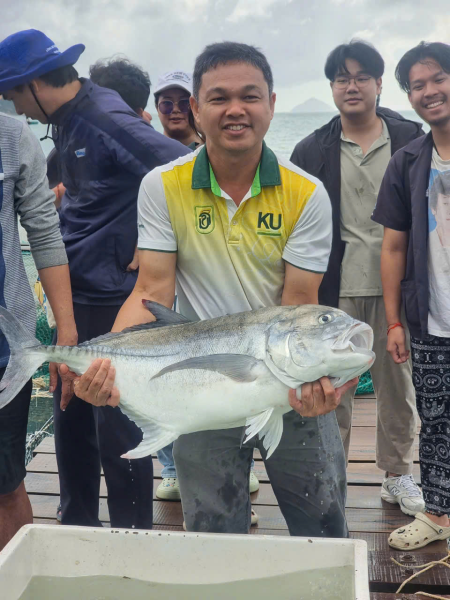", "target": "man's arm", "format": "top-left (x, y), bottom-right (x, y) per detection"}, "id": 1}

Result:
top-left (112, 250), bottom-right (176, 332)
top-left (64, 249), bottom-right (176, 407)
top-left (281, 263), bottom-right (322, 306)
top-left (381, 228), bottom-right (409, 364)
